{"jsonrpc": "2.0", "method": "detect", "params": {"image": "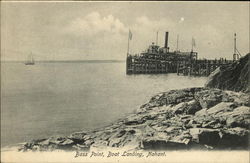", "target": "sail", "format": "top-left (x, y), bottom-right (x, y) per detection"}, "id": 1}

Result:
top-left (25, 53), bottom-right (35, 65)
